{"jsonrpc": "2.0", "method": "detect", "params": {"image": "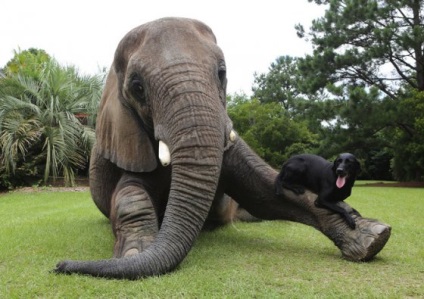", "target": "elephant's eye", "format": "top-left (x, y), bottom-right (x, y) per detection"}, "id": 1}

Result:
top-left (218, 63), bottom-right (227, 87)
top-left (131, 77), bottom-right (146, 102)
